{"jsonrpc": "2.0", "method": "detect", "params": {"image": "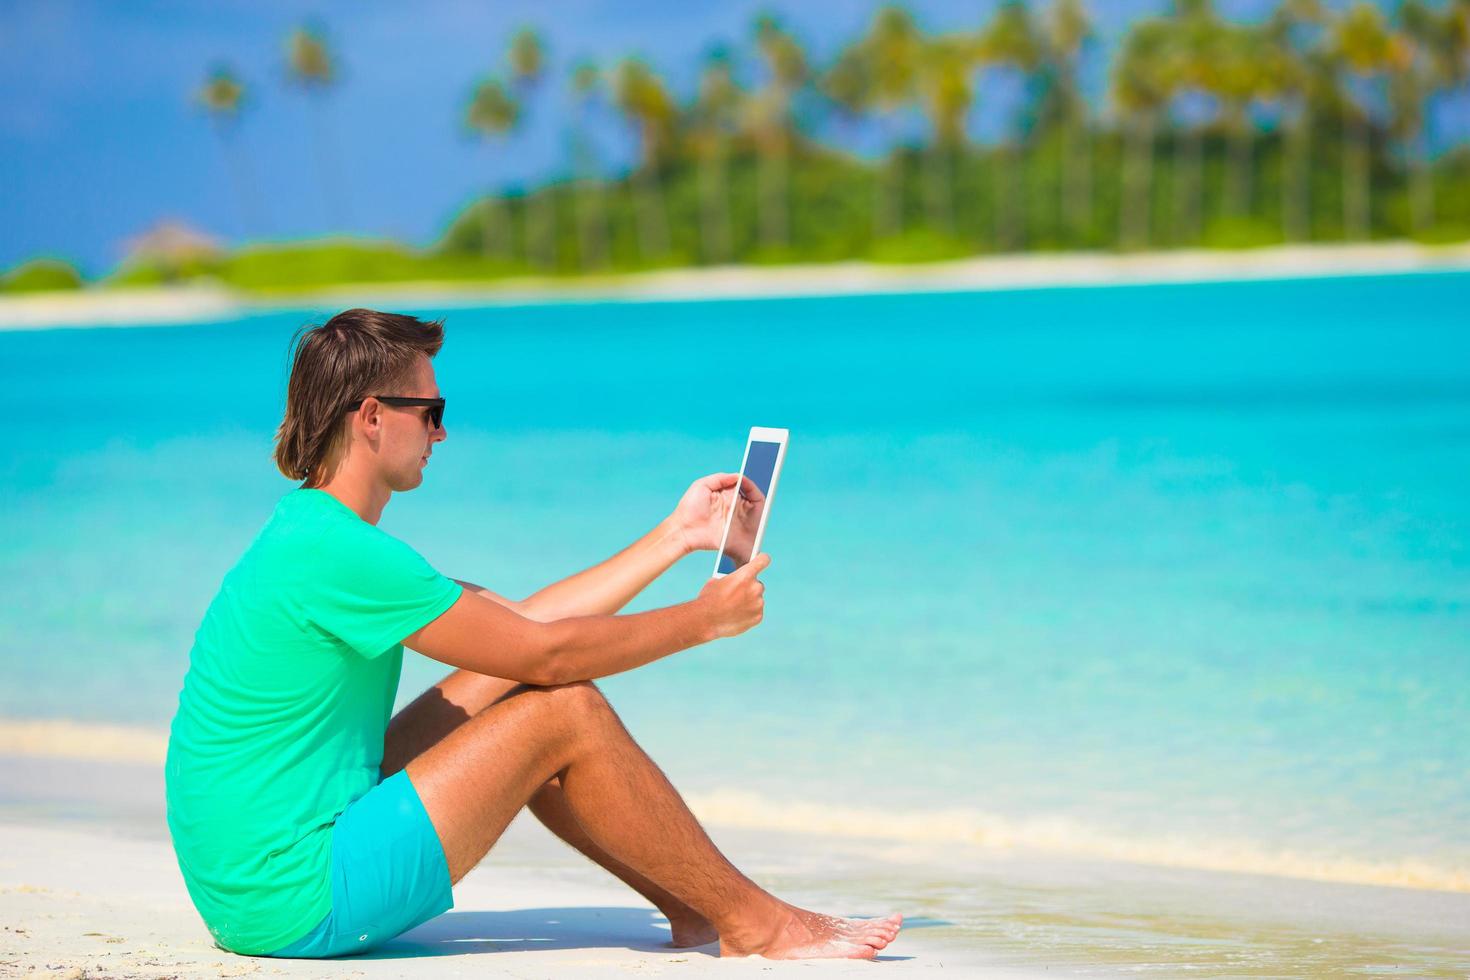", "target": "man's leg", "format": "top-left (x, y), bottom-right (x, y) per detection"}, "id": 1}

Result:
top-left (403, 680), bottom-right (902, 959)
top-left (383, 671), bottom-right (715, 946)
